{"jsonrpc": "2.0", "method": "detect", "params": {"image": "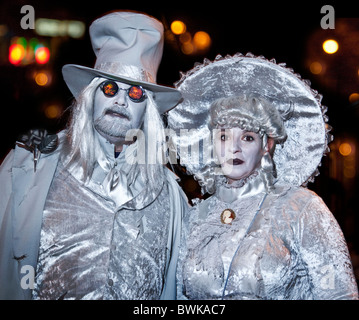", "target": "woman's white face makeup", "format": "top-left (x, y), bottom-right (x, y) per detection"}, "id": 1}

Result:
top-left (214, 127), bottom-right (264, 183)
